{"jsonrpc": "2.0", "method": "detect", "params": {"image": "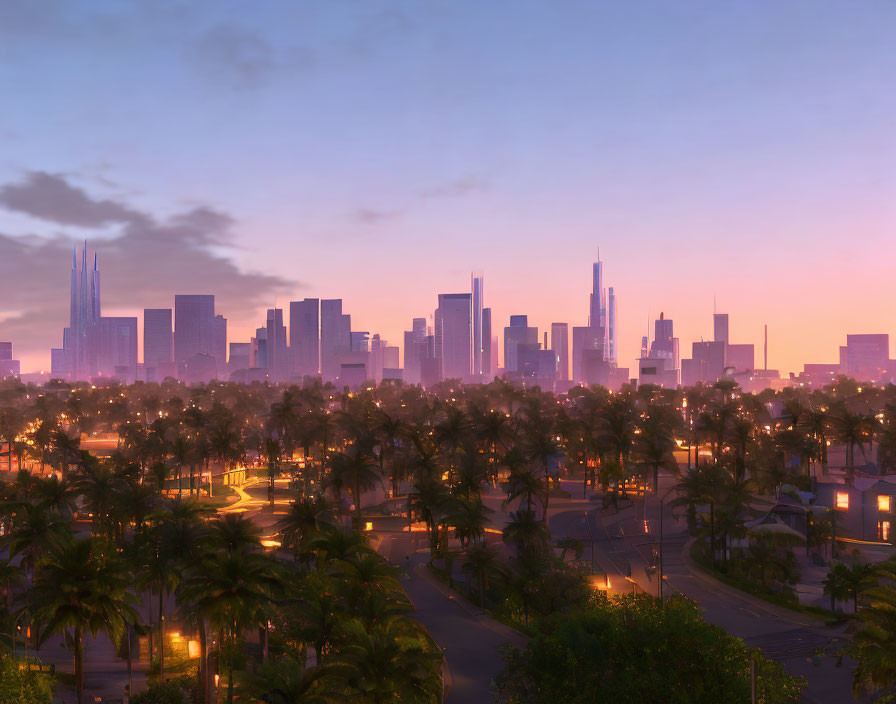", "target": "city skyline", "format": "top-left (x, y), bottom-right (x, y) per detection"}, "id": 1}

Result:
top-left (2, 242), bottom-right (893, 395)
top-left (1, 2), bottom-right (895, 376)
